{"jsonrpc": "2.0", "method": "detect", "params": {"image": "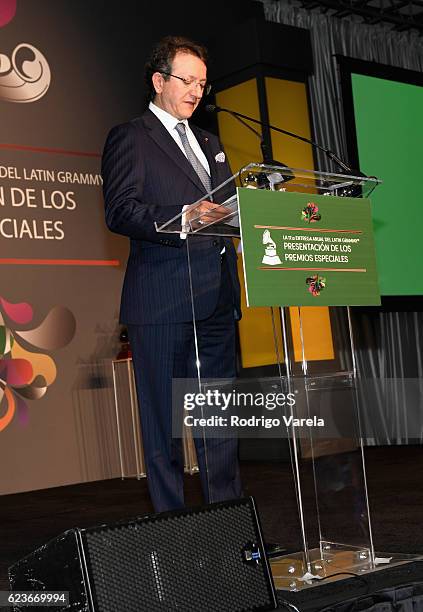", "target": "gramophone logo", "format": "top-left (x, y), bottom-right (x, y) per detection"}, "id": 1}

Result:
top-left (262, 230), bottom-right (282, 266)
top-left (0, 1), bottom-right (51, 103)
